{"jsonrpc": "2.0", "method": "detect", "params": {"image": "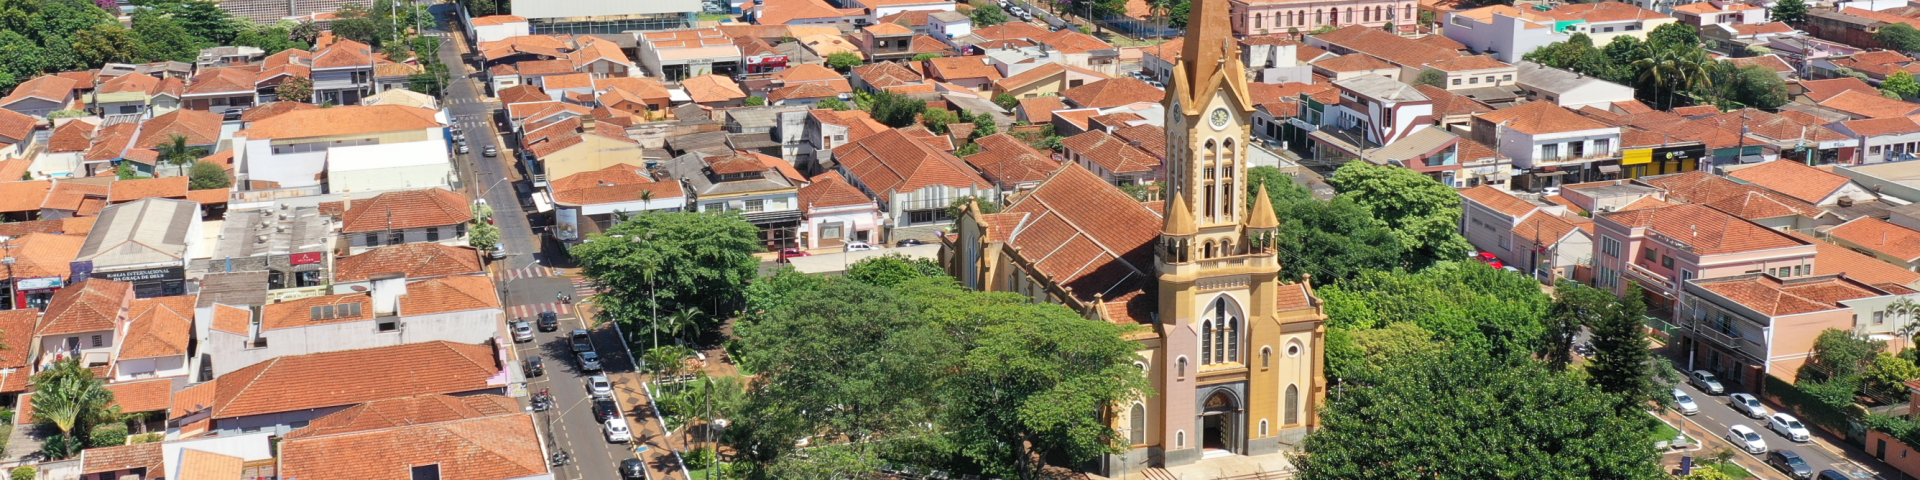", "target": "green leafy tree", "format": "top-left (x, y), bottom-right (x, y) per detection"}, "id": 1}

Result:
top-left (88, 424), bottom-right (127, 448)
top-left (1634, 46), bottom-right (1715, 109)
top-left (910, 52), bottom-right (942, 61)
top-left (1886, 70), bottom-right (1920, 100)
top-left (860, 89), bottom-right (927, 128)
top-left (947, 194), bottom-right (998, 219)
top-left (1584, 284), bottom-right (1673, 410)
top-left (744, 95), bottom-right (766, 106)
top-left (290, 20), bottom-right (320, 44)
top-left (329, 17), bottom-right (383, 48)
top-left (1325, 162), bottom-right (1471, 270)
top-left (1866, 352), bottom-right (1920, 401)
top-left (188, 161), bottom-right (230, 190)
top-left (233, 24), bottom-right (309, 54)
top-left (1539, 281), bottom-right (1612, 371)
top-left (1294, 351), bottom-right (1664, 480)
top-left (993, 93), bottom-right (1018, 110)
top-left (406, 63), bottom-right (447, 97)
top-left (156, 134), bottom-right (204, 166)
top-left (277, 75), bottom-right (312, 103)
top-left (572, 212), bottom-right (762, 346)
top-left (816, 97), bottom-right (849, 111)
top-left (31, 359), bottom-right (117, 457)
top-left (1324, 321), bottom-right (1447, 384)
top-left (166, 0), bottom-right (237, 45)
top-left (921, 108), bottom-right (958, 134)
top-left (1770, 0), bottom-right (1808, 25)
top-left (11, 465), bottom-right (33, 480)
top-left (1724, 64), bottom-right (1790, 109)
top-left (1167, 0), bottom-right (1190, 29)
top-left (1648, 21), bottom-right (1701, 50)
top-left (1881, 22), bottom-right (1920, 53)
top-left (1247, 166), bottom-right (1401, 283)
top-left (825, 51), bottom-right (863, 70)
top-left (970, 111), bottom-right (996, 138)
top-left (0, 31), bottom-right (44, 94)
top-left (114, 161), bottom-right (140, 180)
top-left (71, 24), bottom-right (138, 66)
top-left (131, 10), bottom-right (205, 63)
top-left (467, 220), bottom-right (499, 251)
top-left (1412, 69), bottom-right (1446, 88)
top-left (845, 254), bottom-right (944, 288)
top-left (1802, 328), bottom-right (1886, 383)
top-left (970, 4), bottom-right (1007, 25)
top-left (1318, 262), bottom-right (1550, 363)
